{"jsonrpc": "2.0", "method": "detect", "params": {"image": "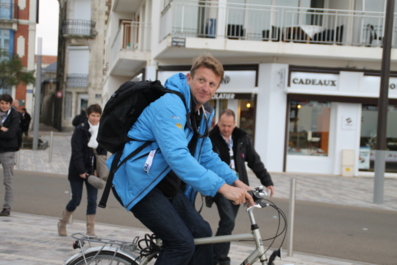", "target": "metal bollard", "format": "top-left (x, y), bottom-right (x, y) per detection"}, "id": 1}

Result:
top-left (287, 178), bottom-right (297, 256)
top-left (49, 131), bottom-right (54, 162)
